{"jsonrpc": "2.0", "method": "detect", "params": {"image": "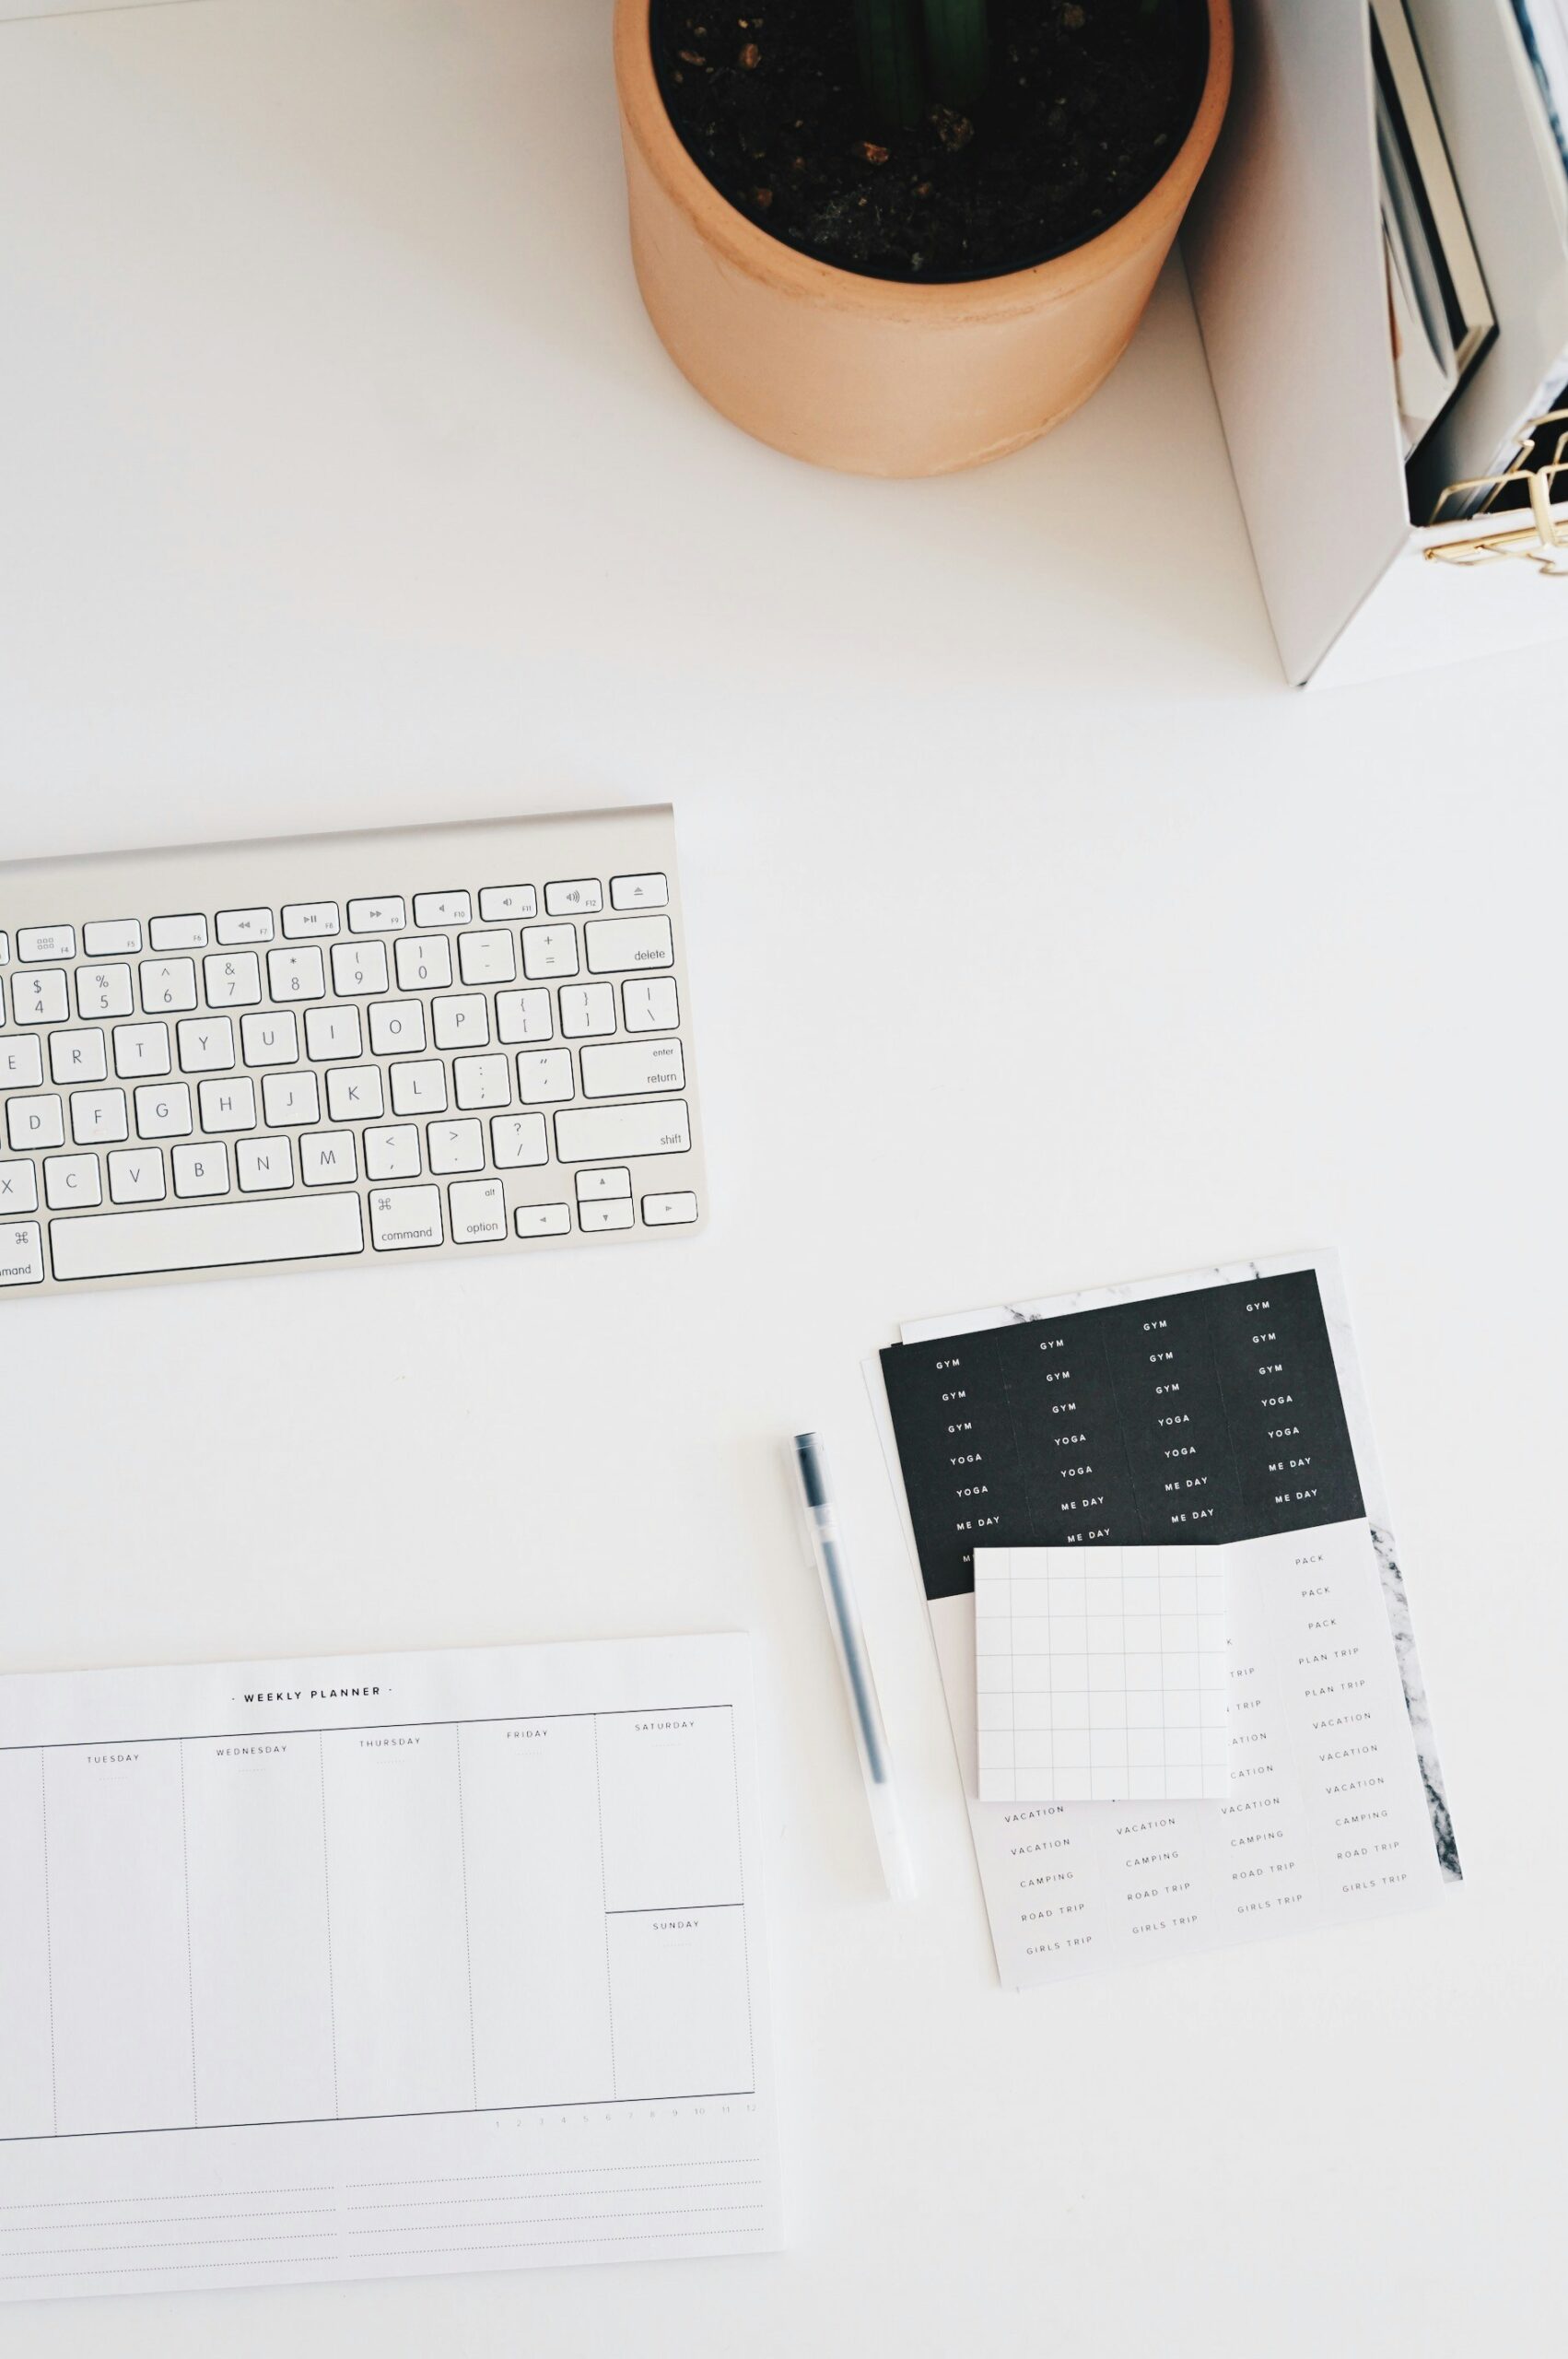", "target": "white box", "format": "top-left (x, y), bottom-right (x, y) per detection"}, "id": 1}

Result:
top-left (1184, 0), bottom-right (1568, 685)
